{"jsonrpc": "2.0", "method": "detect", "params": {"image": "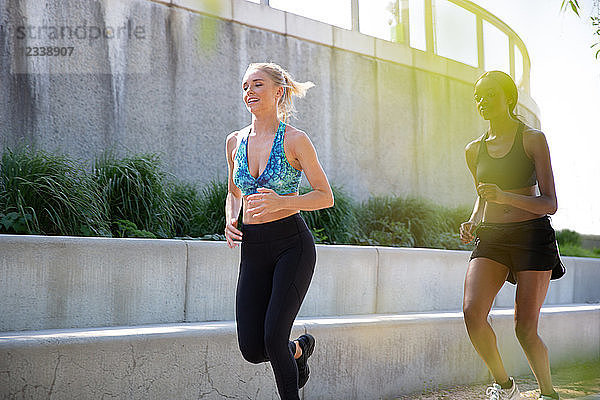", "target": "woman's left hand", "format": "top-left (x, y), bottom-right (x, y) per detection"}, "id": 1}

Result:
top-left (246, 187), bottom-right (284, 217)
top-left (477, 182), bottom-right (506, 204)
